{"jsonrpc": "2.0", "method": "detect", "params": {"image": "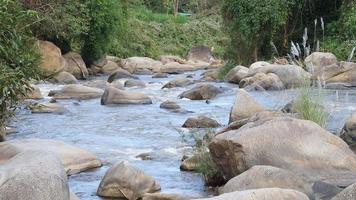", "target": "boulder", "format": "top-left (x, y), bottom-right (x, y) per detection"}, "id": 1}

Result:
top-left (125, 79), bottom-right (146, 88)
top-left (160, 62), bottom-right (197, 74)
top-left (229, 89), bottom-right (264, 123)
top-left (220, 165), bottom-right (313, 199)
top-left (121, 57), bottom-right (162, 74)
top-left (108, 68), bottom-right (139, 83)
top-left (194, 188), bottom-right (309, 200)
top-left (160, 101), bottom-right (181, 110)
top-left (224, 66), bottom-right (248, 84)
top-left (240, 73), bottom-right (285, 90)
top-left (97, 161), bottom-right (161, 199)
top-left (102, 60), bottom-right (121, 75)
top-left (162, 76), bottom-right (194, 89)
top-left (84, 79), bottom-right (124, 90)
top-left (142, 193), bottom-right (185, 200)
top-left (0, 151), bottom-right (69, 200)
top-left (30, 103), bottom-right (67, 114)
top-left (331, 183), bottom-right (356, 200)
top-left (187, 46), bottom-right (213, 63)
top-left (179, 84), bottom-right (223, 100)
top-left (325, 62), bottom-right (356, 85)
top-left (340, 112), bottom-right (356, 146)
top-left (0, 139), bottom-right (102, 175)
top-left (201, 69), bottom-right (219, 82)
top-left (63, 52), bottom-right (89, 79)
top-left (182, 116), bottom-right (220, 128)
top-left (249, 61), bottom-right (271, 70)
top-left (180, 155), bottom-right (199, 171)
top-left (101, 87), bottom-right (152, 105)
top-left (209, 117), bottom-right (356, 186)
top-left (51, 71), bottom-right (78, 84)
top-left (160, 55), bottom-right (187, 65)
top-left (37, 40), bottom-right (66, 75)
top-left (152, 73), bottom-right (168, 78)
top-left (48, 84), bottom-right (104, 100)
top-left (247, 64), bottom-right (311, 88)
top-left (304, 52), bottom-right (337, 77)
top-left (26, 86), bottom-right (43, 99)
top-left (90, 58), bottom-right (108, 75)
